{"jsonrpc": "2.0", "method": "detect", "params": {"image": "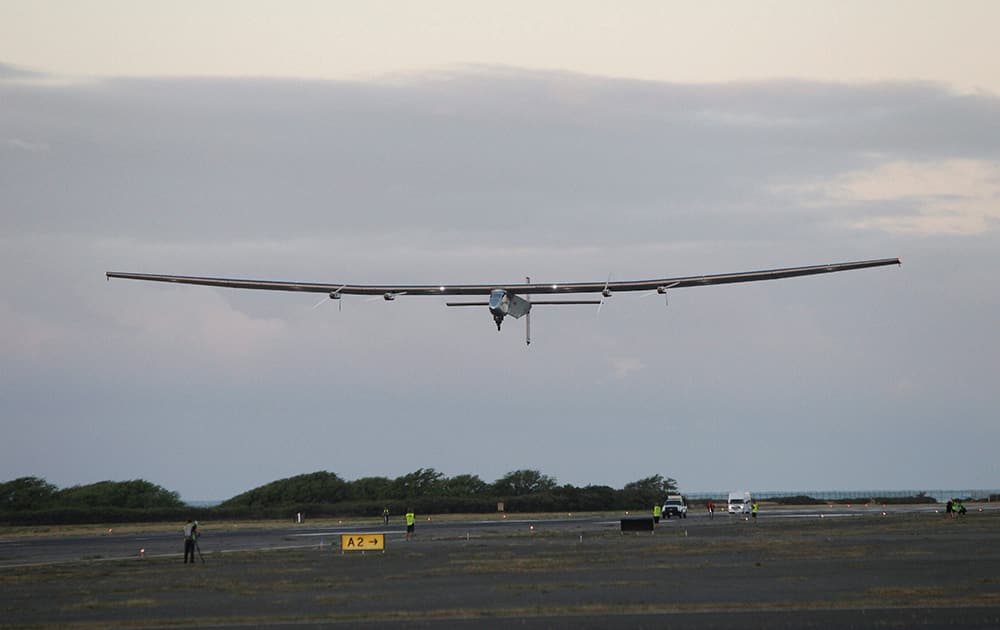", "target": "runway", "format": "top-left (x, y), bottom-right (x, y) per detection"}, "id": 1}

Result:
top-left (1, 503), bottom-right (989, 568)
top-left (2, 507), bottom-right (999, 629)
